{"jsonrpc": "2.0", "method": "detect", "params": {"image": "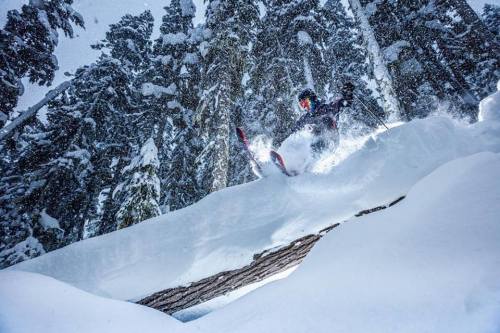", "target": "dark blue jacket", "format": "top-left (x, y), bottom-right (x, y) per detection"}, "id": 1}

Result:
top-left (292, 98), bottom-right (347, 135)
